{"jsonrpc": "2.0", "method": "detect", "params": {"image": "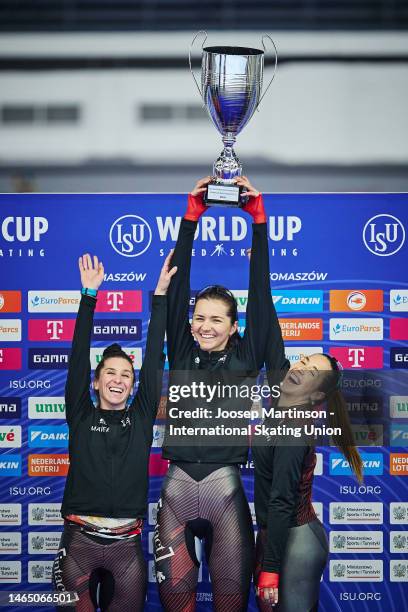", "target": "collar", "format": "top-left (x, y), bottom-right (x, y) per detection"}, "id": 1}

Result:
top-left (194, 347), bottom-right (229, 367)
